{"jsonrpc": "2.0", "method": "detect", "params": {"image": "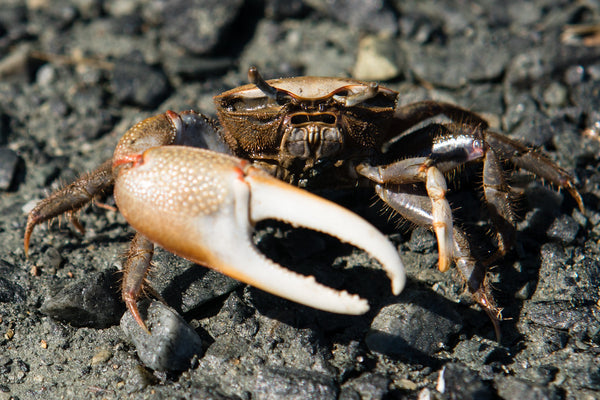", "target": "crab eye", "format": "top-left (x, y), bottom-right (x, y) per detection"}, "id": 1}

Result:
top-left (332, 83), bottom-right (379, 107)
top-left (431, 134), bottom-right (485, 162)
top-left (248, 66), bottom-right (293, 105)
